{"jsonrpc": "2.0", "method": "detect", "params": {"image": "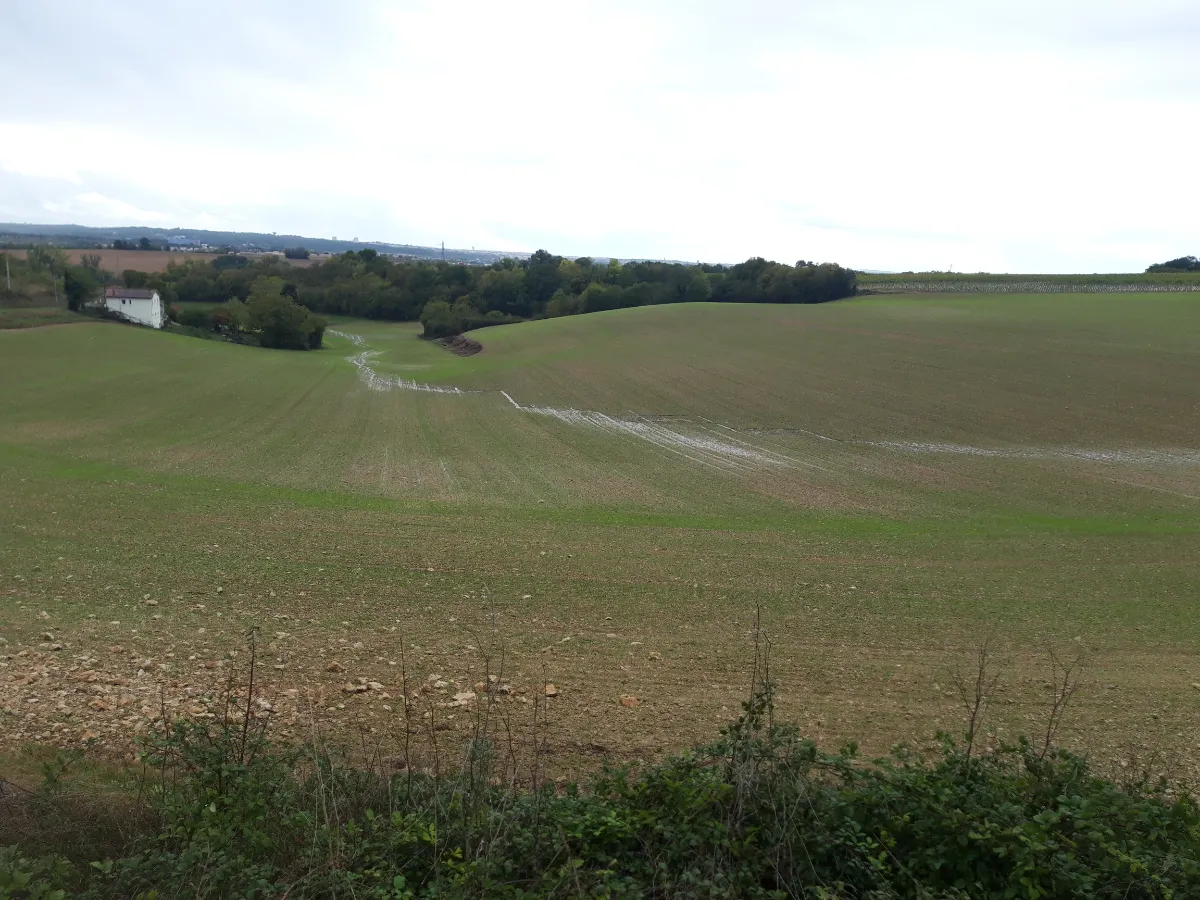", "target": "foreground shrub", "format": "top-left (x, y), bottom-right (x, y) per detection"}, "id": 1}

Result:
top-left (0, 845), bottom-right (71, 899)
top-left (5, 673), bottom-right (1198, 899)
top-left (174, 305), bottom-right (212, 329)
